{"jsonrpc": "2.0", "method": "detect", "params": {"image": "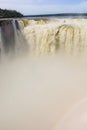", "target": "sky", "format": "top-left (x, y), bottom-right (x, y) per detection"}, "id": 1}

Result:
top-left (0, 0), bottom-right (87, 15)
